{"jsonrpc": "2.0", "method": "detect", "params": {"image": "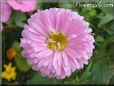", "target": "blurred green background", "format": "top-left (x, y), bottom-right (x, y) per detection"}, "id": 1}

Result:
top-left (1, 0), bottom-right (114, 85)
